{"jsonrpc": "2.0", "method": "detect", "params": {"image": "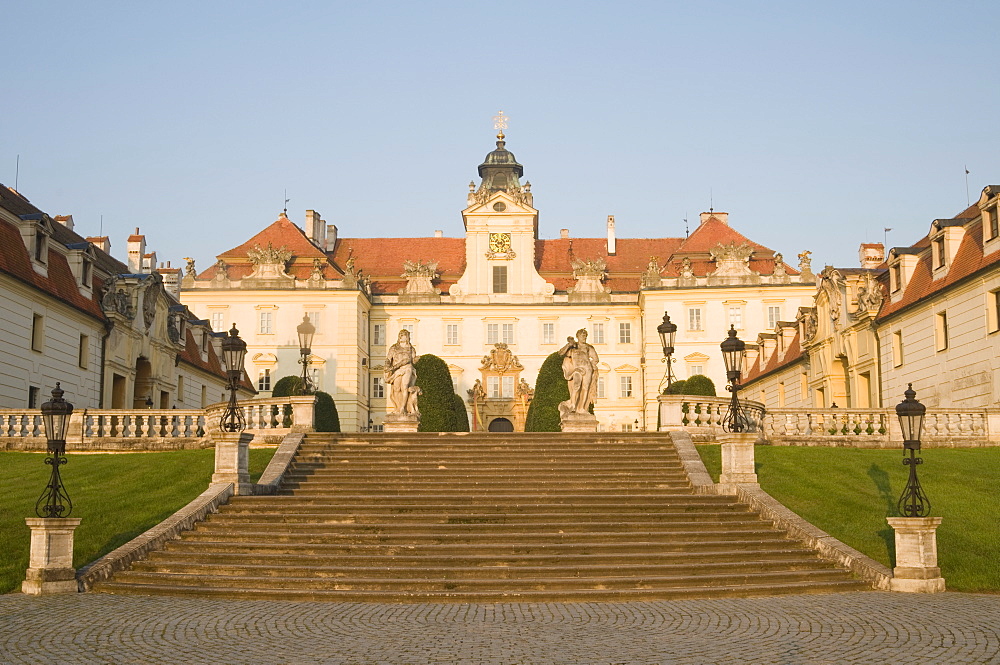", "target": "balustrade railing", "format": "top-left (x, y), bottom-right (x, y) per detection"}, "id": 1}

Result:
top-left (658, 395), bottom-right (765, 433)
top-left (762, 408), bottom-right (994, 446)
top-left (0, 395), bottom-right (315, 450)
